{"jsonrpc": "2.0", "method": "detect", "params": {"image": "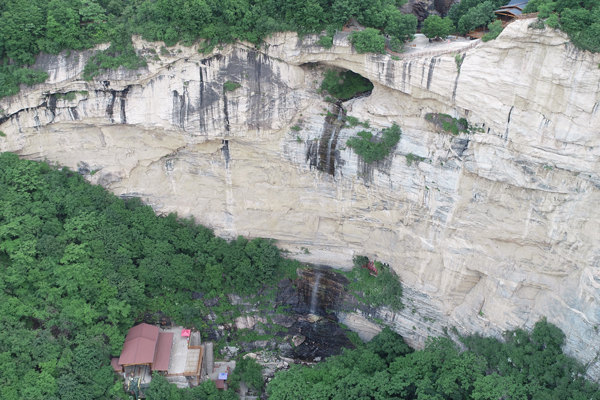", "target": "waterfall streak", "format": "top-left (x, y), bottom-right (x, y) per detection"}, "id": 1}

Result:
top-left (310, 272), bottom-right (322, 315)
